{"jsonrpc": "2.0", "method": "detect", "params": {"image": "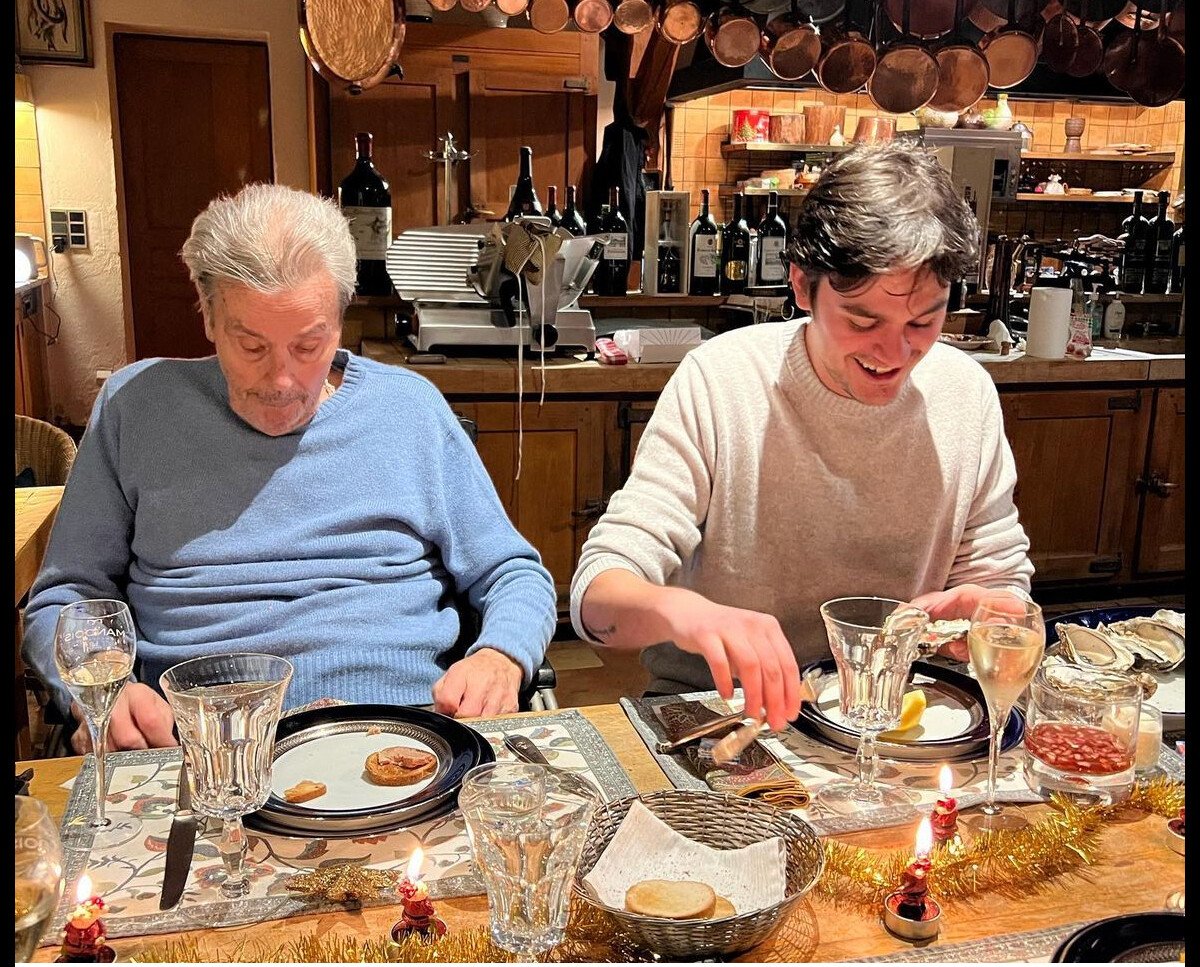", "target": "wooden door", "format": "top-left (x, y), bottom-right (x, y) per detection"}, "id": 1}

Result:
top-left (328, 68), bottom-right (464, 231)
top-left (453, 401), bottom-right (606, 605)
top-left (113, 35), bottom-right (273, 360)
top-left (1000, 389), bottom-right (1150, 583)
top-left (466, 71), bottom-right (592, 219)
top-left (1136, 387), bottom-right (1185, 574)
